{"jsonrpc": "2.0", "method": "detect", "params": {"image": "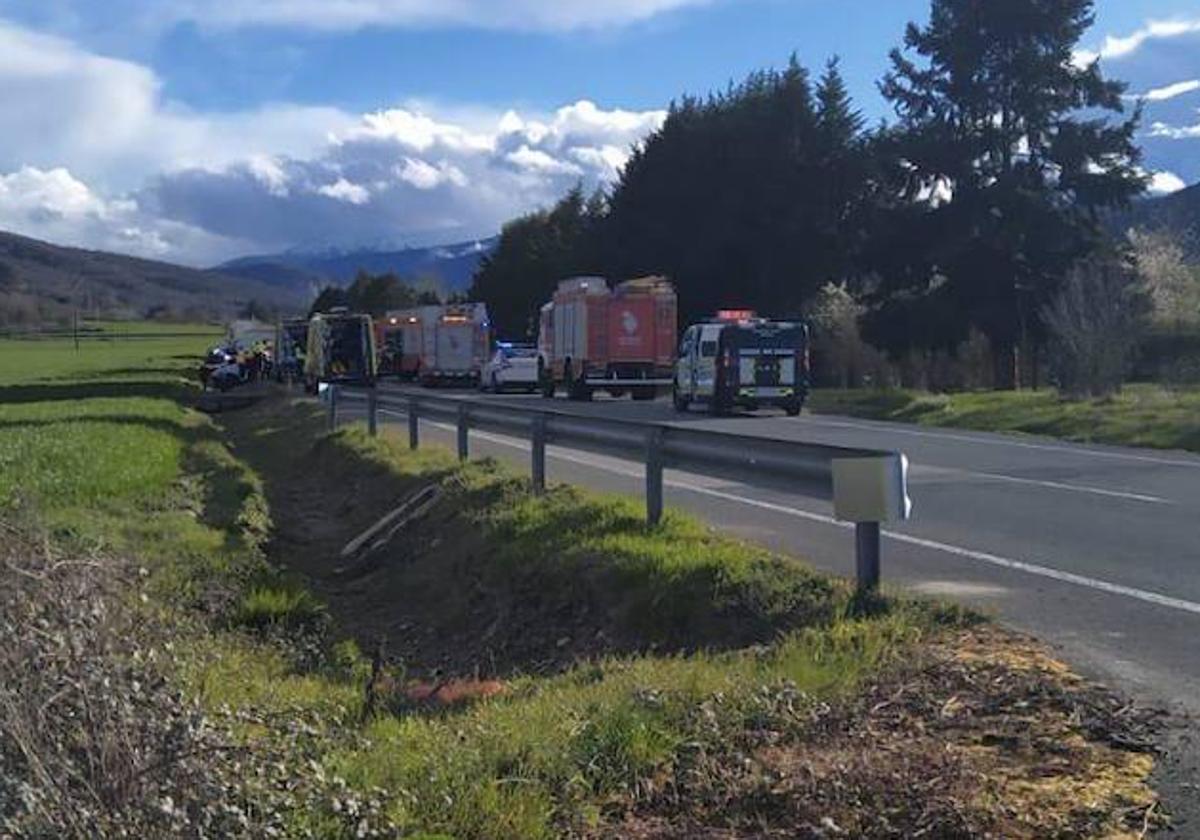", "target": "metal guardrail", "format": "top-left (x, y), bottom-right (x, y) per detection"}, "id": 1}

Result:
top-left (328, 385), bottom-right (912, 593)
